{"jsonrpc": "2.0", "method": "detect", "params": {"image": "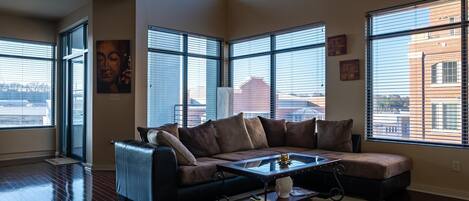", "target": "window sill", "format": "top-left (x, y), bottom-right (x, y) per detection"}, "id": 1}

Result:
top-left (366, 138), bottom-right (468, 149)
top-left (0, 126), bottom-right (55, 131)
